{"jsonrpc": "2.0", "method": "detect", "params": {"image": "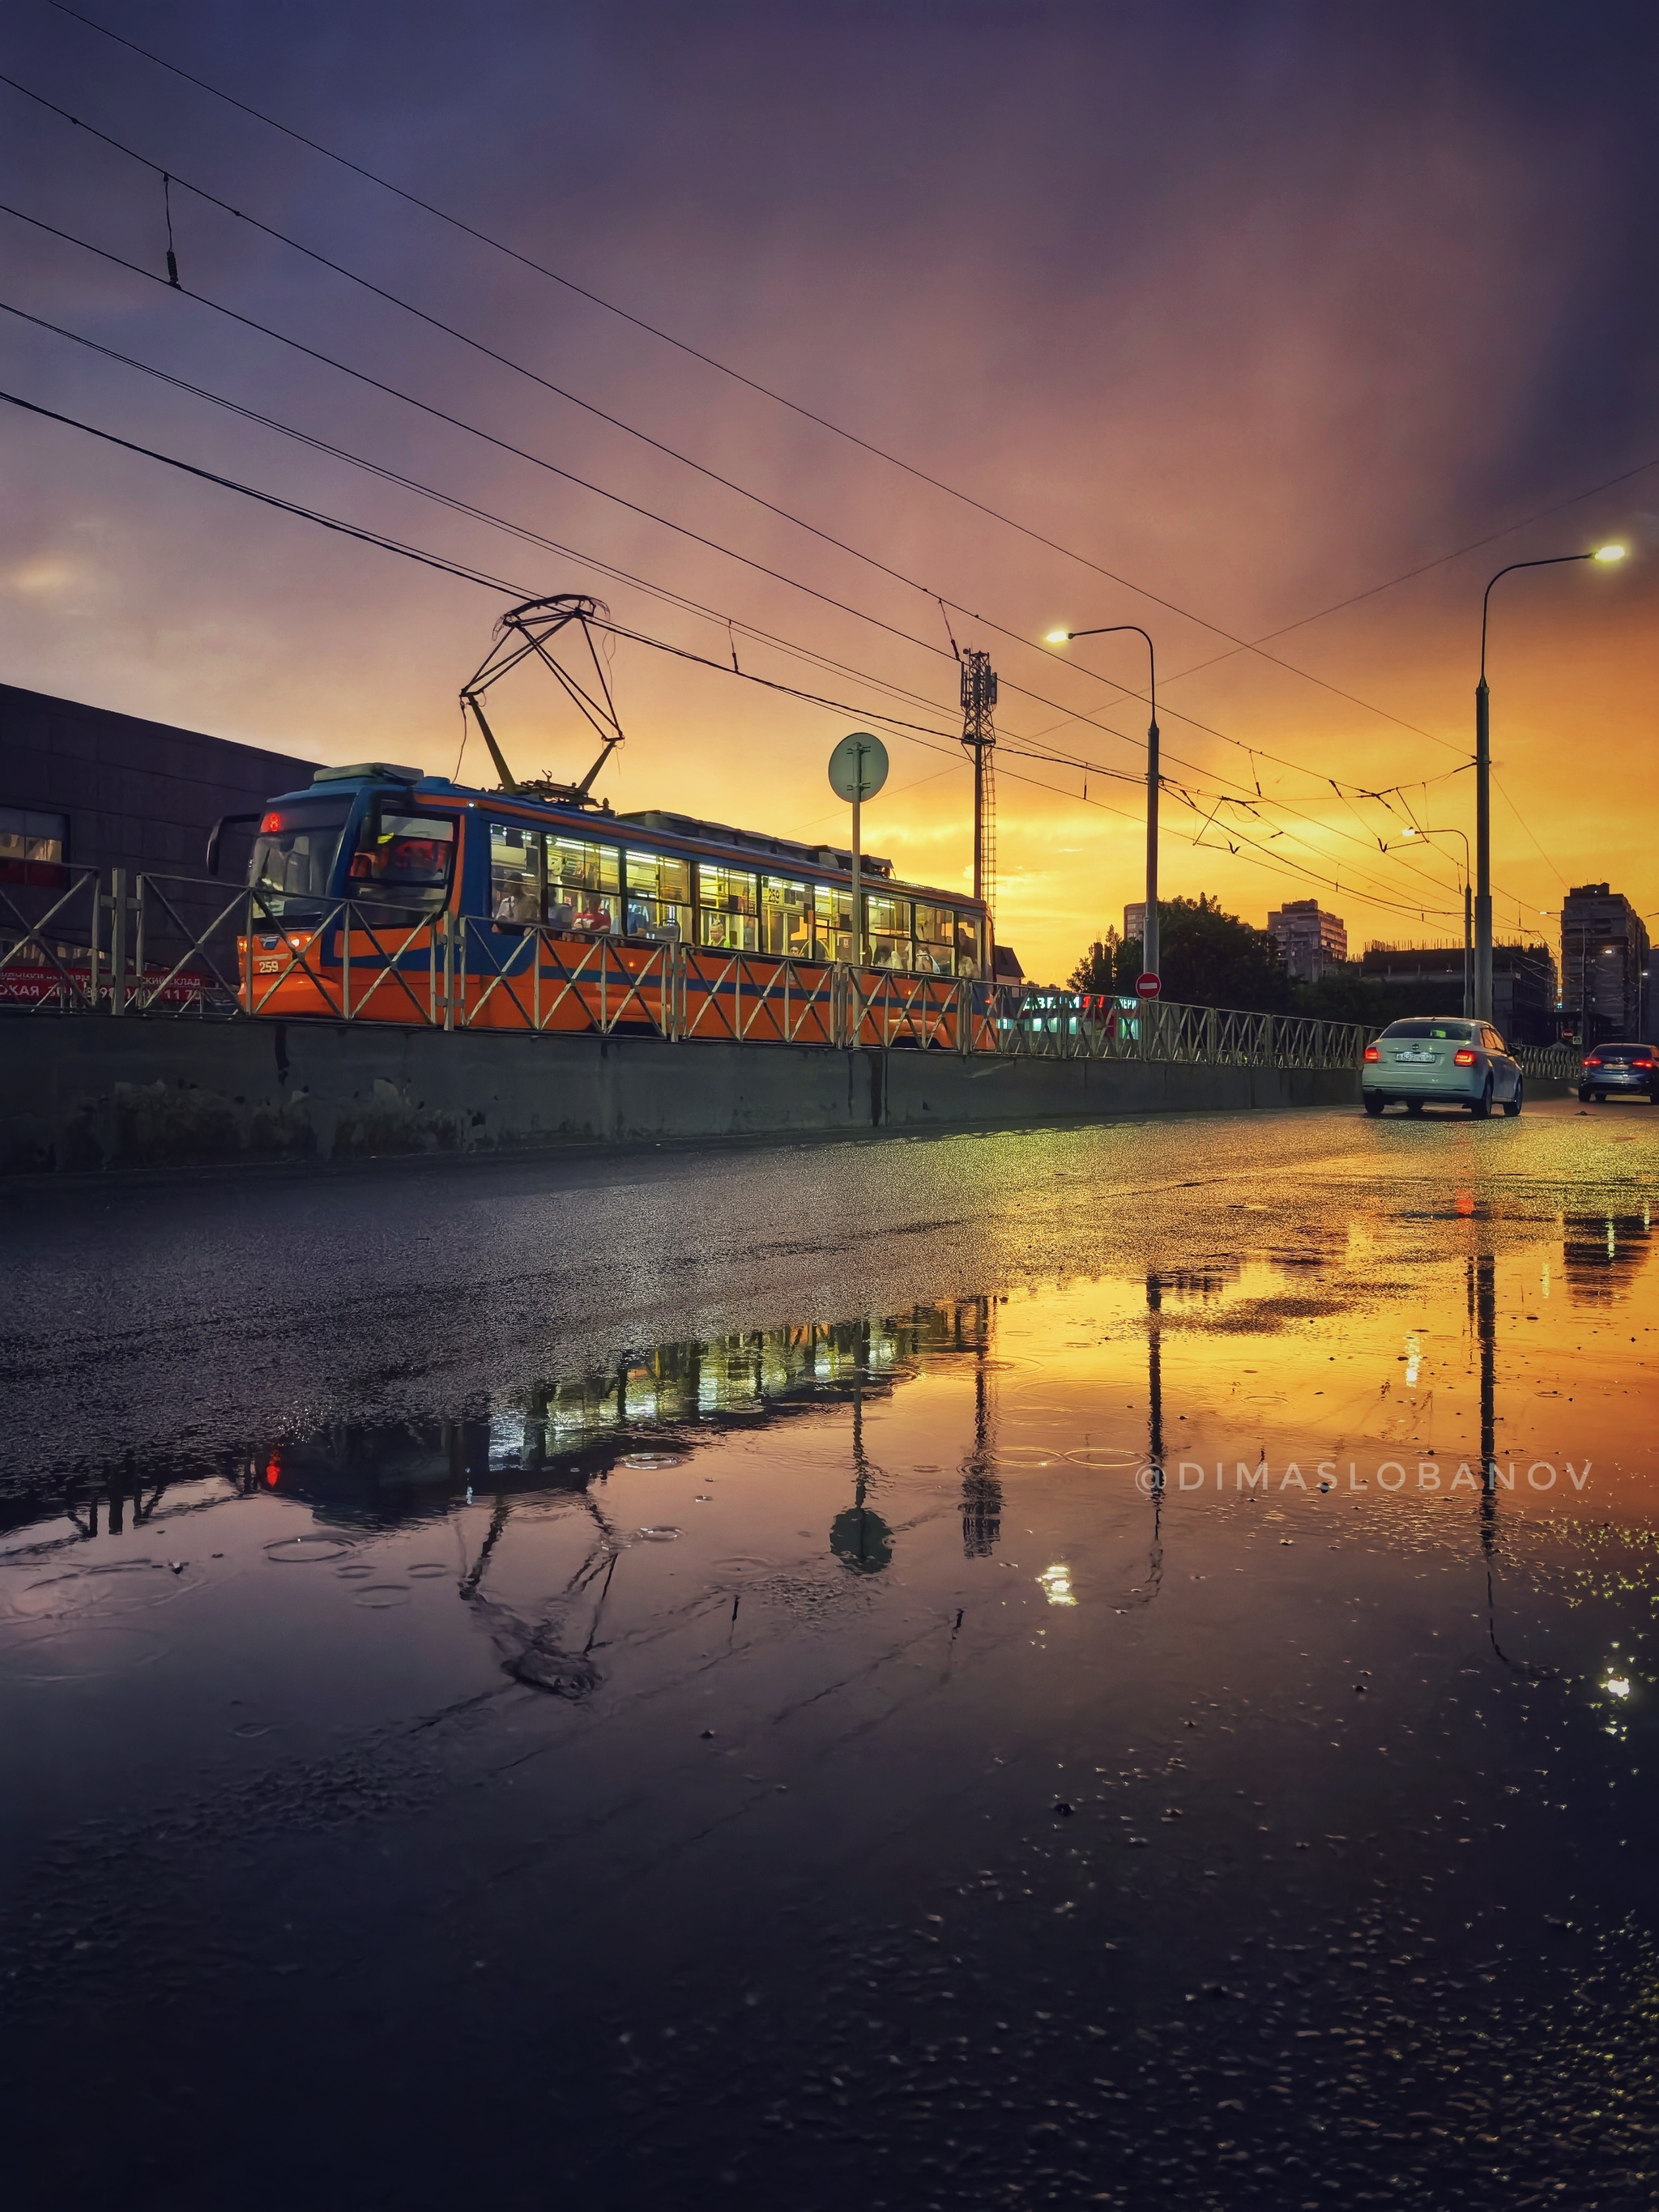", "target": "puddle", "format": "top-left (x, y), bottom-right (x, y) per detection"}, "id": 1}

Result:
top-left (6, 1116), bottom-right (1659, 2206)
top-left (0, 1625), bottom-right (167, 1681)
